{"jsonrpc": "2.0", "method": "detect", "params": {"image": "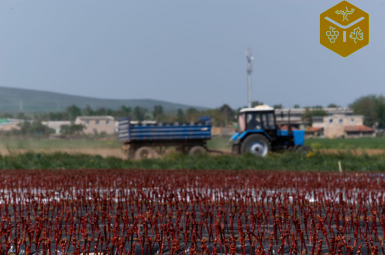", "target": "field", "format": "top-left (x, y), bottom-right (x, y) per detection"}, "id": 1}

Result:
top-left (0, 137), bottom-right (384, 255)
top-left (0, 136), bottom-right (385, 171)
top-left (1, 169), bottom-right (384, 255)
